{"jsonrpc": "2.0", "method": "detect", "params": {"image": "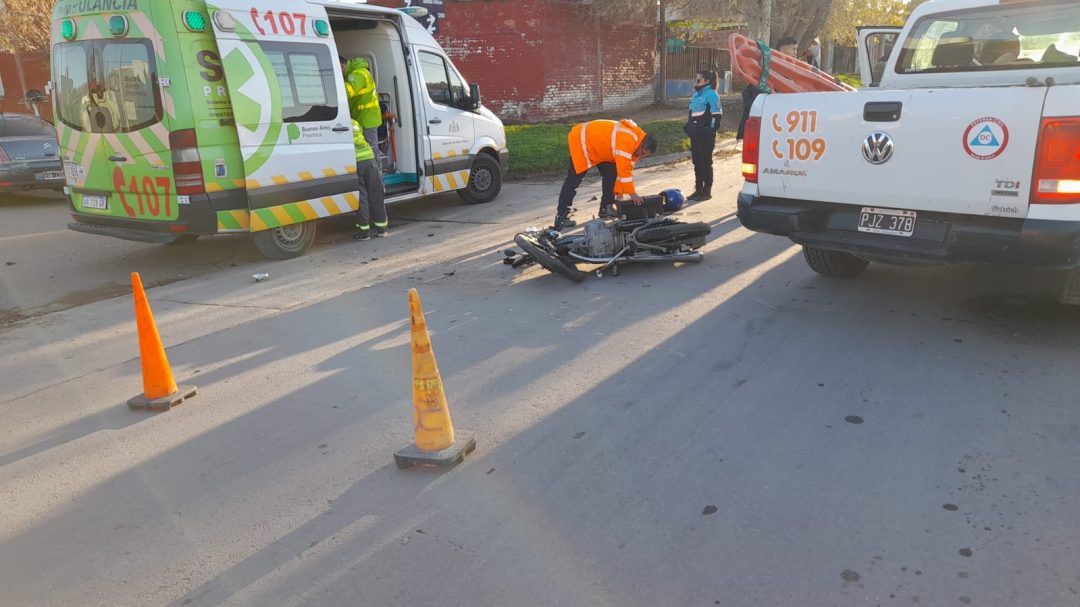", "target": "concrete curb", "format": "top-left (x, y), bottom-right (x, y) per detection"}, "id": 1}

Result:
top-left (636, 138), bottom-right (739, 169)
